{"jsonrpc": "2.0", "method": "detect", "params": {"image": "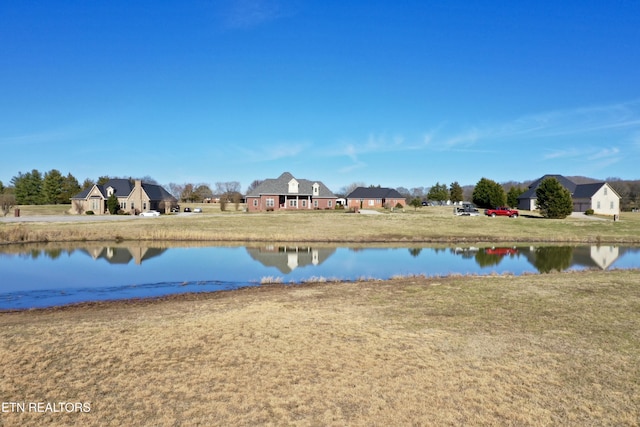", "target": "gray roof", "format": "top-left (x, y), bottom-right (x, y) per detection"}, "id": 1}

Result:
top-left (346, 187), bottom-right (405, 199)
top-left (572, 182), bottom-right (607, 198)
top-left (246, 172), bottom-right (336, 198)
top-left (72, 178), bottom-right (176, 201)
top-left (517, 175), bottom-right (579, 200)
top-left (517, 175), bottom-right (619, 201)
